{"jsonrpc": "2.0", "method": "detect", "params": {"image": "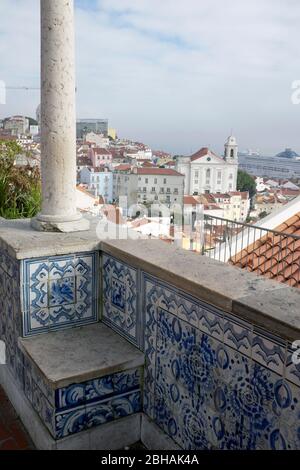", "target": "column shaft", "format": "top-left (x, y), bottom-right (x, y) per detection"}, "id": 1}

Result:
top-left (33, 0), bottom-right (89, 232)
